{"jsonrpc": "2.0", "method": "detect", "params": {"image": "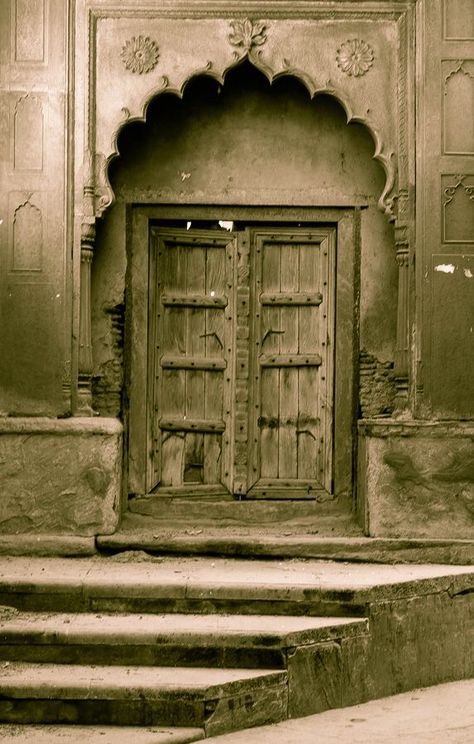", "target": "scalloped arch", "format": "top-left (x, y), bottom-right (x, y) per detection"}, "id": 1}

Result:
top-left (99, 53), bottom-right (396, 221)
